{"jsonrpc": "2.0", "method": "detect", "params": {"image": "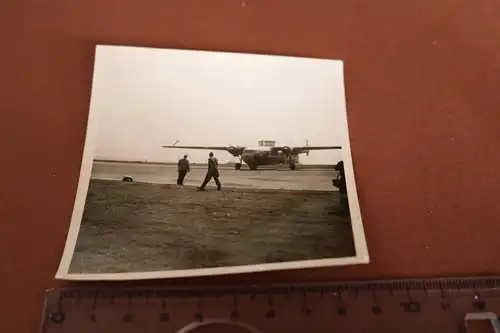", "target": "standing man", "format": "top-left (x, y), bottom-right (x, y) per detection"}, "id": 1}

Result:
top-left (332, 160), bottom-right (350, 217)
top-left (197, 152), bottom-right (222, 191)
top-left (177, 154), bottom-right (190, 185)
